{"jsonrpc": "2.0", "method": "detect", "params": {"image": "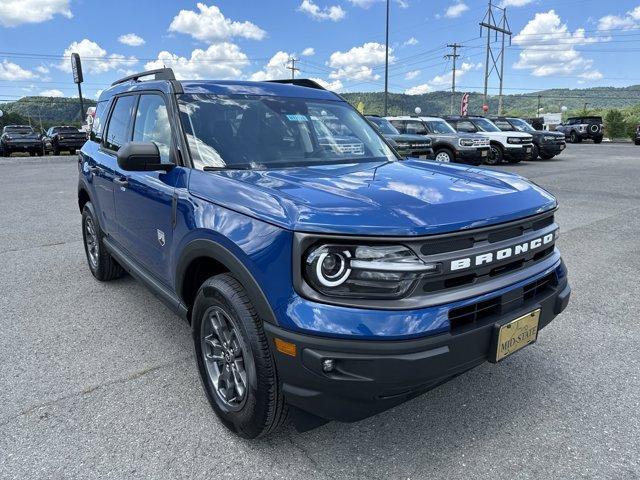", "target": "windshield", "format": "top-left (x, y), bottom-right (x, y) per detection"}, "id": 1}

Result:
top-left (471, 118), bottom-right (501, 133)
top-left (178, 94), bottom-right (397, 170)
top-left (367, 117), bottom-right (400, 135)
top-left (424, 120), bottom-right (456, 134)
top-left (508, 118), bottom-right (535, 133)
top-left (4, 126), bottom-right (34, 134)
